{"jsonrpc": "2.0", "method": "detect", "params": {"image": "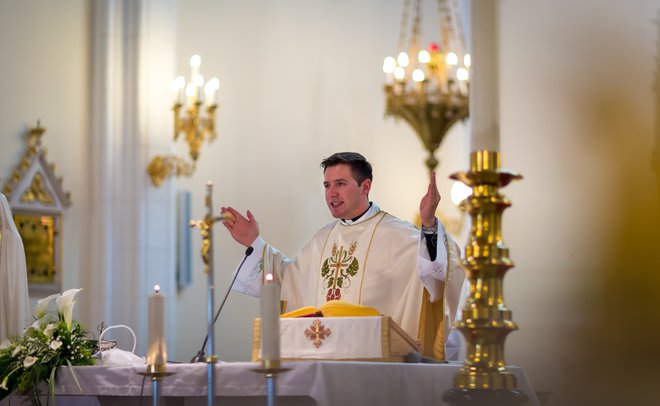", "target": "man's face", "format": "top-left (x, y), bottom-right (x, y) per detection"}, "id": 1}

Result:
top-left (323, 164), bottom-right (371, 219)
